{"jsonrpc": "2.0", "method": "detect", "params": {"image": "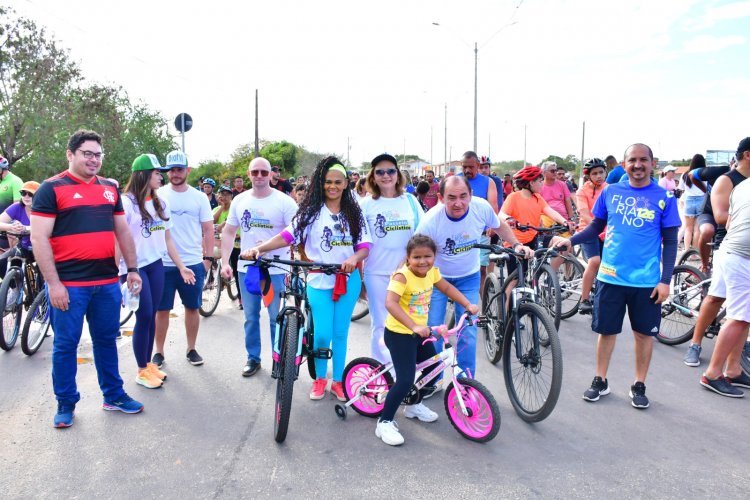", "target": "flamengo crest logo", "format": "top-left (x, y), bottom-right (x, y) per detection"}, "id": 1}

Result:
top-left (103, 189), bottom-right (115, 203)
